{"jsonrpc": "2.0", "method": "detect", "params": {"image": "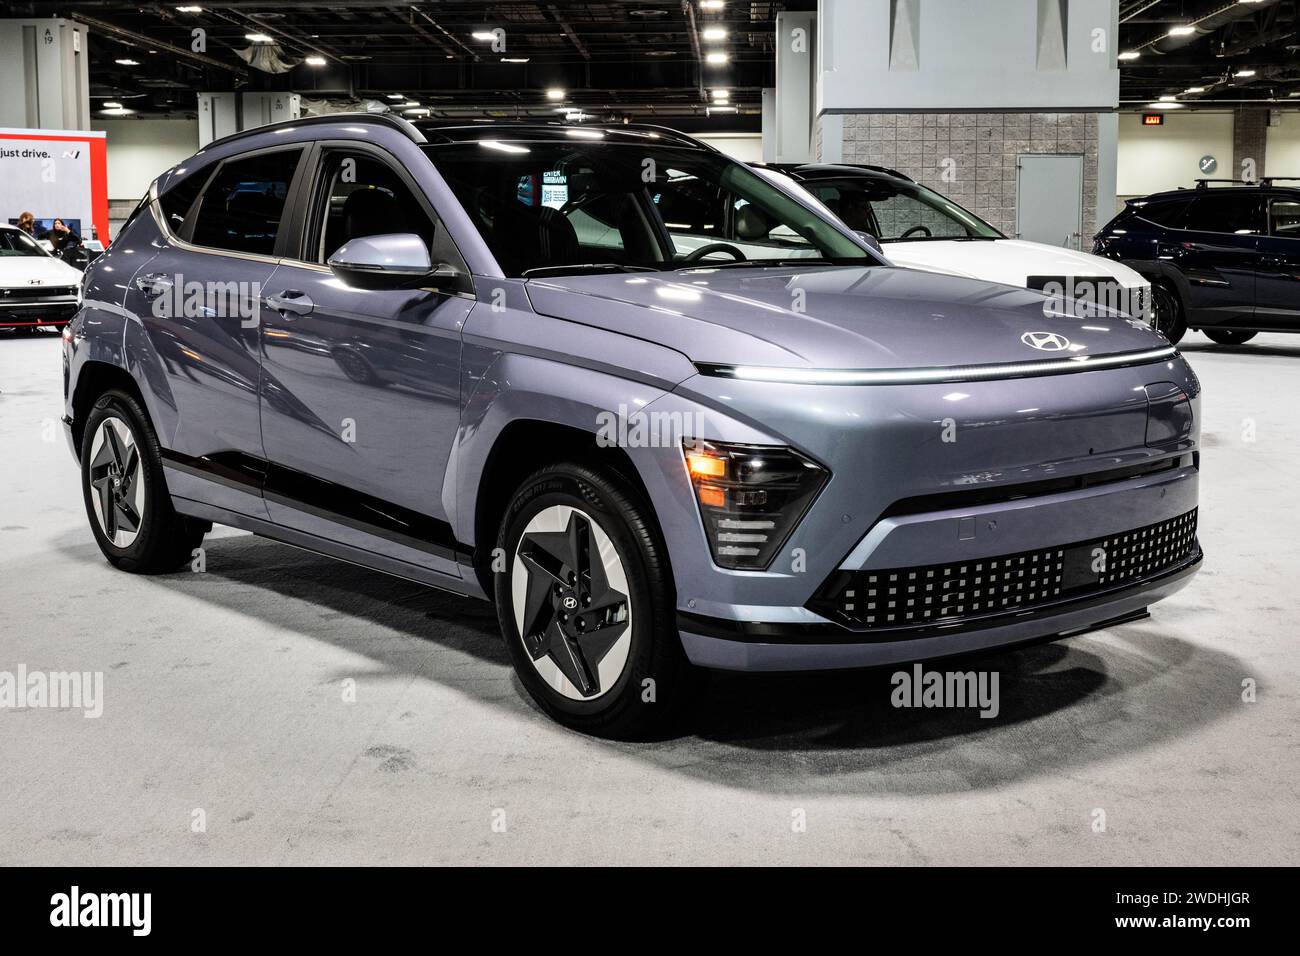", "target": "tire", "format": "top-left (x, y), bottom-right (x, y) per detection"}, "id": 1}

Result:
top-left (1149, 283), bottom-right (1186, 344)
top-left (80, 389), bottom-right (206, 573)
top-left (1203, 328), bottom-right (1257, 346)
top-left (494, 461), bottom-right (693, 739)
